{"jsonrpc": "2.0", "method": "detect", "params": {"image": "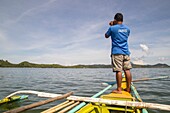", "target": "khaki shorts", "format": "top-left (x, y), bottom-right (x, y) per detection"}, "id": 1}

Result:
top-left (111, 54), bottom-right (132, 72)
